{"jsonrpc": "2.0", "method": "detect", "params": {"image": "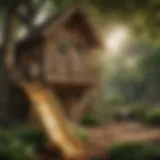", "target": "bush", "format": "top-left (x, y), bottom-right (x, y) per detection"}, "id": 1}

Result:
top-left (128, 102), bottom-right (148, 108)
top-left (113, 108), bottom-right (131, 121)
top-left (0, 135), bottom-right (36, 160)
top-left (0, 127), bottom-right (46, 160)
top-left (128, 105), bottom-right (147, 121)
top-left (142, 144), bottom-right (160, 160)
top-left (70, 124), bottom-right (90, 142)
top-left (108, 142), bottom-right (160, 160)
top-left (75, 128), bottom-right (89, 142)
top-left (105, 95), bottom-right (125, 106)
top-left (145, 108), bottom-right (160, 126)
top-left (80, 115), bottom-right (100, 126)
